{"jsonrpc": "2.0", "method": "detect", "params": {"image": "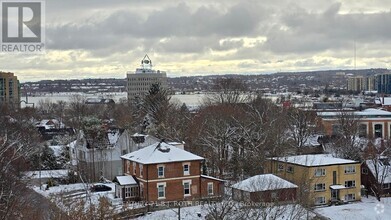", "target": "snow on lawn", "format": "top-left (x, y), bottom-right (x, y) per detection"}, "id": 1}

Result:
top-left (31, 182), bottom-right (118, 212)
top-left (136, 205), bottom-right (205, 220)
top-left (136, 203), bottom-right (313, 220)
top-left (315, 196), bottom-right (391, 220)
